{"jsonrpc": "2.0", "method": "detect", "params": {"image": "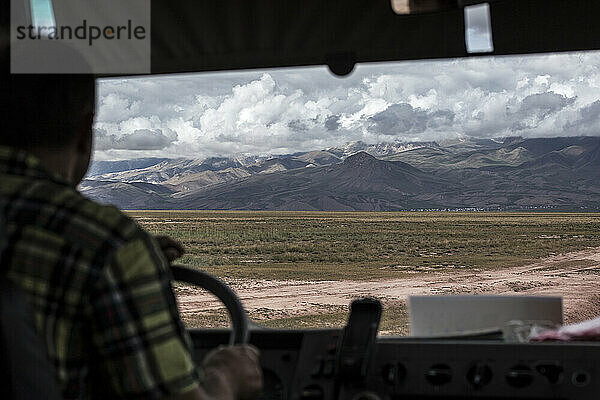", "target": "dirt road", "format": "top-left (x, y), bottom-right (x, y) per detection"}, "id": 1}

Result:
top-left (175, 246), bottom-right (600, 328)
